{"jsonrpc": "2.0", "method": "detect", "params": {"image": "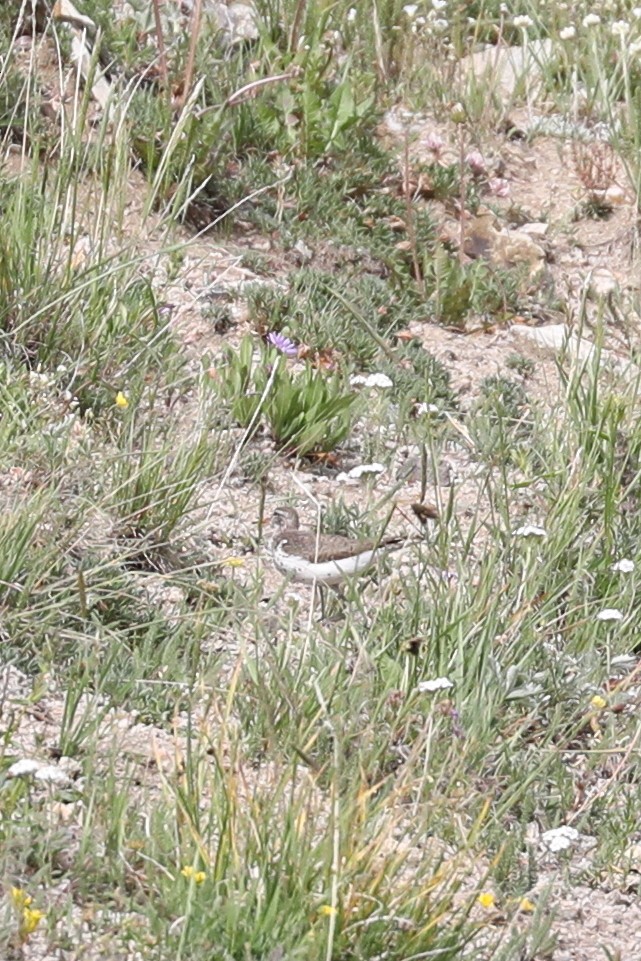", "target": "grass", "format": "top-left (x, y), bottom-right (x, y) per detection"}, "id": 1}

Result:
top-left (1, 0), bottom-right (641, 958)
